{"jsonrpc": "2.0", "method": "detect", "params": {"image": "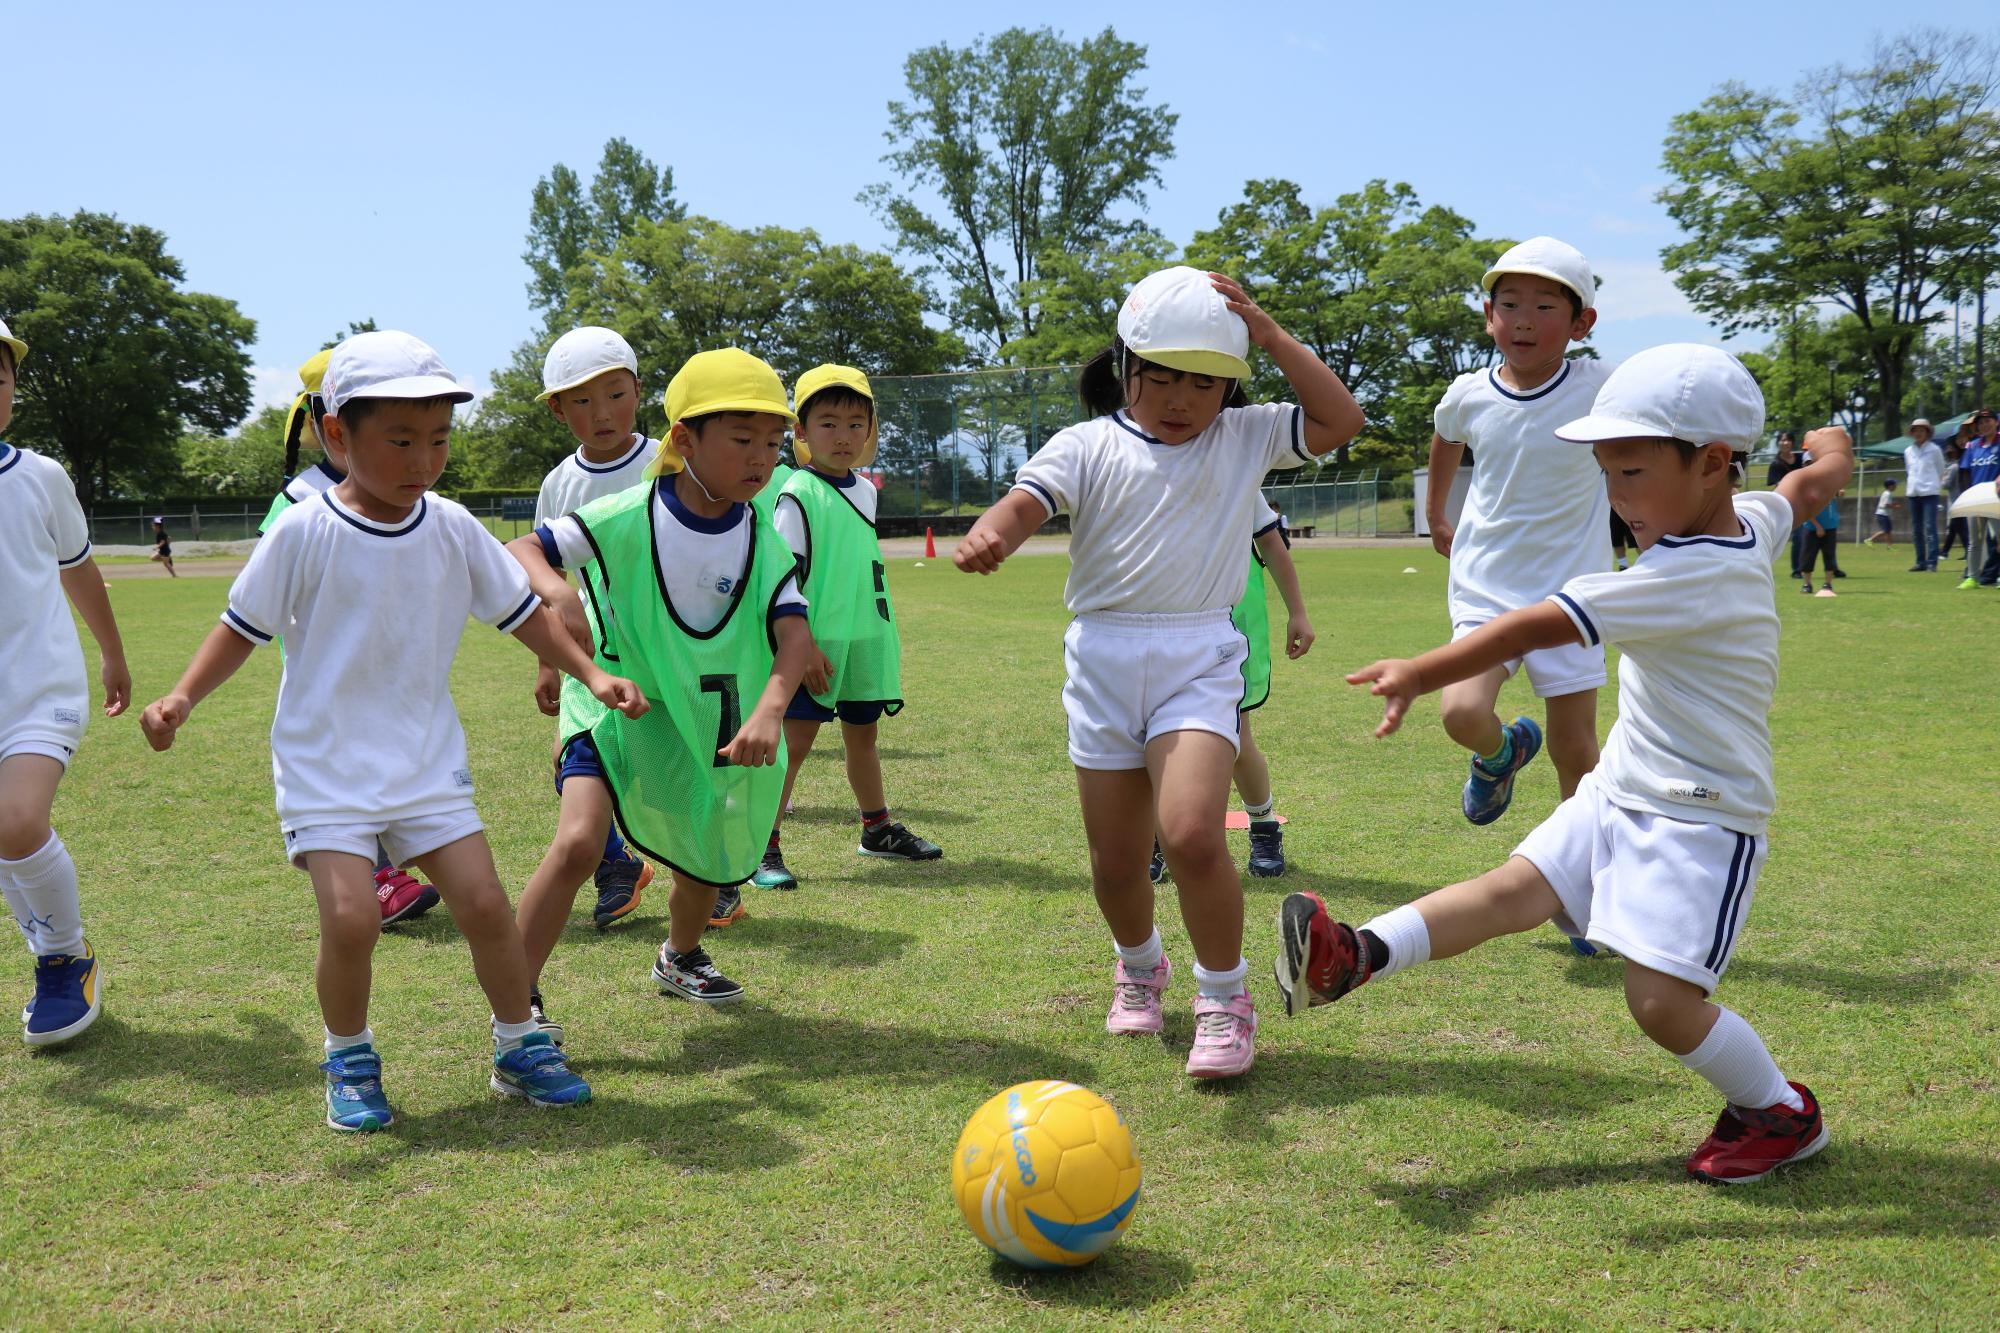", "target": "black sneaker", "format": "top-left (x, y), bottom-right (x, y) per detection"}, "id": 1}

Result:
top-left (1247, 821), bottom-right (1286, 878)
top-left (528, 989), bottom-right (564, 1047)
top-left (652, 944), bottom-right (743, 1005)
top-left (708, 883), bottom-right (745, 929)
top-left (1800, 581), bottom-right (1813, 594)
top-left (592, 848), bottom-right (651, 930)
top-left (1149, 840), bottom-right (1168, 885)
top-left (751, 847), bottom-right (798, 890)
top-left (858, 820), bottom-right (942, 861)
